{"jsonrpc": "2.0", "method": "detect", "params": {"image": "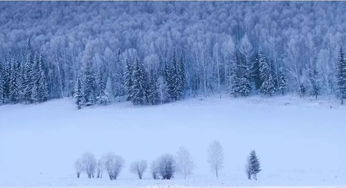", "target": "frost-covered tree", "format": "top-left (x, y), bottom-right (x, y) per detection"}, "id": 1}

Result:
top-left (150, 160), bottom-right (160, 179)
top-left (337, 47), bottom-right (346, 104)
top-left (277, 70), bottom-right (287, 95)
top-left (231, 51), bottom-right (251, 97)
top-left (0, 2), bottom-right (346, 105)
top-left (96, 156), bottom-right (106, 178)
top-left (130, 59), bottom-right (149, 105)
top-left (259, 52), bottom-right (276, 96)
top-left (157, 154), bottom-right (176, 180)
top-left (80, 152), bottom-right (97, 179)
top-left (34, 53), bottom-right (48, 102)
top-left (104, 153), bottom-right (125, 180)
top-left (247, 150), bottom-right (261, 180)
top-left (176, 146), bottom-right (194, 179)
top-left (207, 141), bottom-right (223, 178)
top-left (74, 78), bottom-right (84, 109)
top-left (130, 160), bottom-right (147, 179)
top-left (75, 158), bottom-right (83, 178)
top-left (308, 62), bottom-right (321, 99)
